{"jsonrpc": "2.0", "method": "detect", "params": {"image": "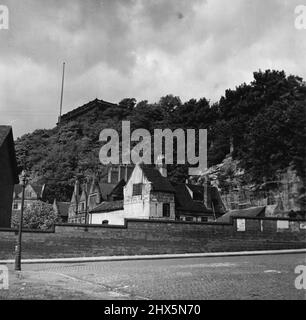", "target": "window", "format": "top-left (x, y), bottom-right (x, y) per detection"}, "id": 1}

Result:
top-left (102, 220), bottom-right (109, 225)
top-left (201, 217), bottom-right (208, 223)
top-left (185, 217), bottom-right (194, 222)
top-left (162, 203), bottom-right (170, 218)
top-left (237, 219), bottom-right (246, 232)
top-left (133, 183), bottom-right (143, 196)
top-left (80, 203), bottom-right (85, 212)
top-left (111, 170), bottom-right (119, 184)
top-left (13, 203), bottom-right (18, 210)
